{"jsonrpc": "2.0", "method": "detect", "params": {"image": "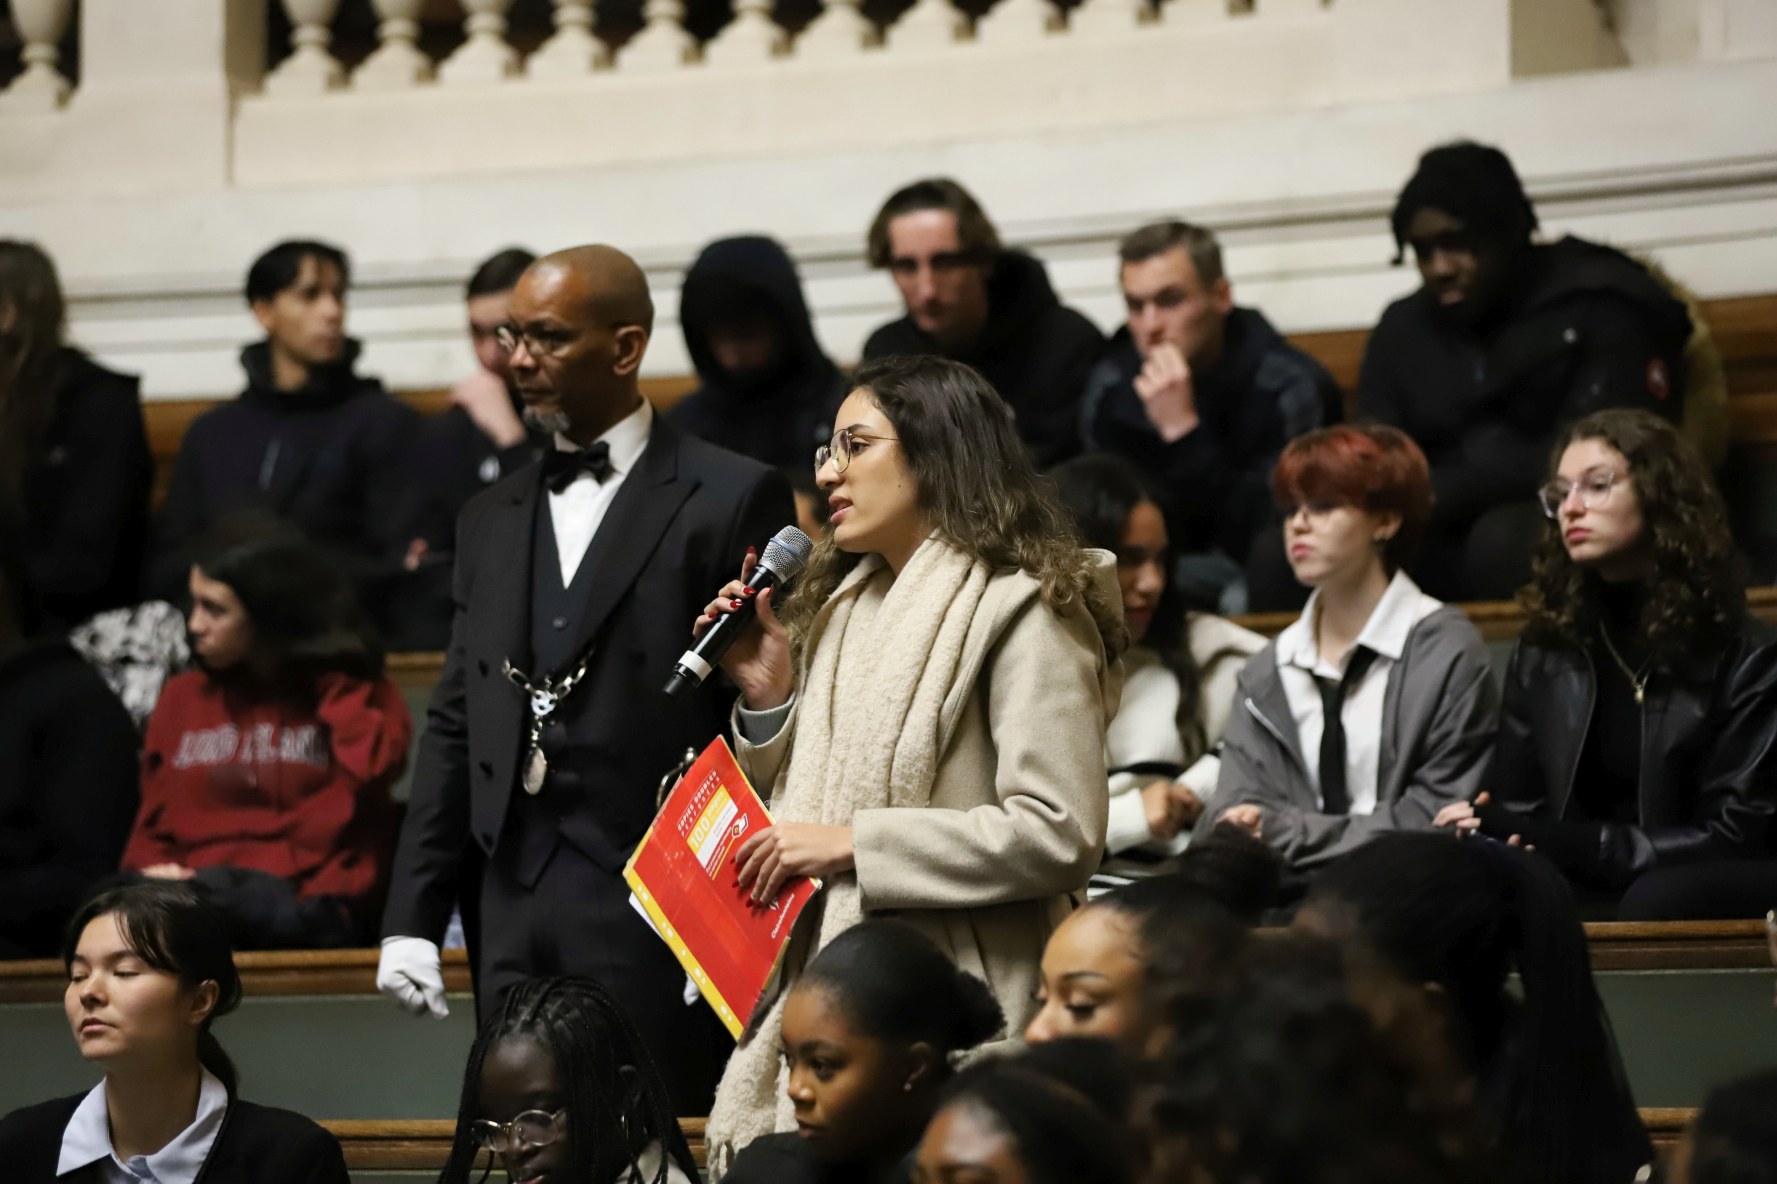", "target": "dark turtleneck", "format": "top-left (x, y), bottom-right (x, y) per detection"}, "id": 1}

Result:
top-left (1572, 580), bottom-right (1648, 827)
